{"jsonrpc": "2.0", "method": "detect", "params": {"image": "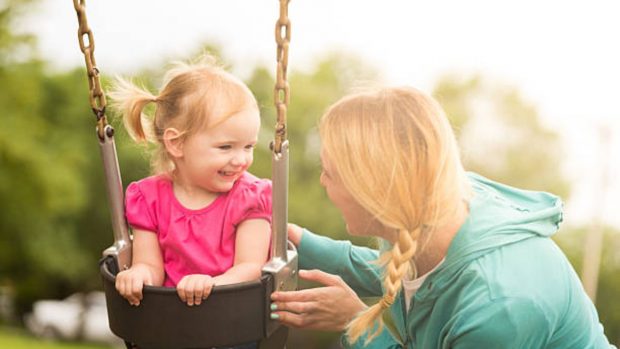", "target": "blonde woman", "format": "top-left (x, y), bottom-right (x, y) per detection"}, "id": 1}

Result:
top-left (270, 87), bottom-right (613, 348)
